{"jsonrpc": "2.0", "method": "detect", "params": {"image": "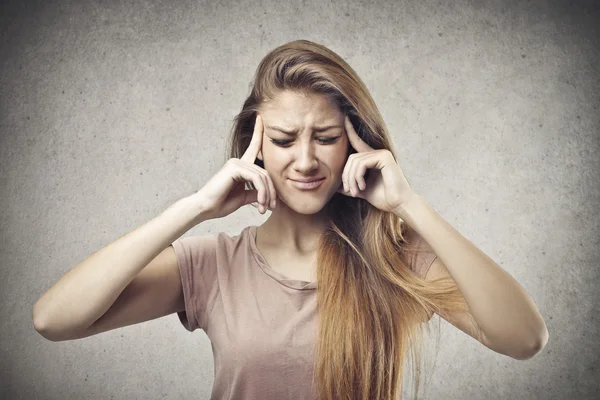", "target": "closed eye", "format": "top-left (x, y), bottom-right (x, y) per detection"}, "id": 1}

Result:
top-left (270, 137), bottom-right (341, 147)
